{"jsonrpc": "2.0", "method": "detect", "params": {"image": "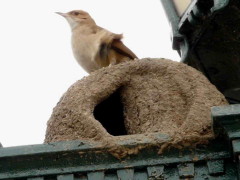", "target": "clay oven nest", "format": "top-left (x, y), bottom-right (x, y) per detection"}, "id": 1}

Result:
top-left (45, 58), bottom-right (228, 148)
